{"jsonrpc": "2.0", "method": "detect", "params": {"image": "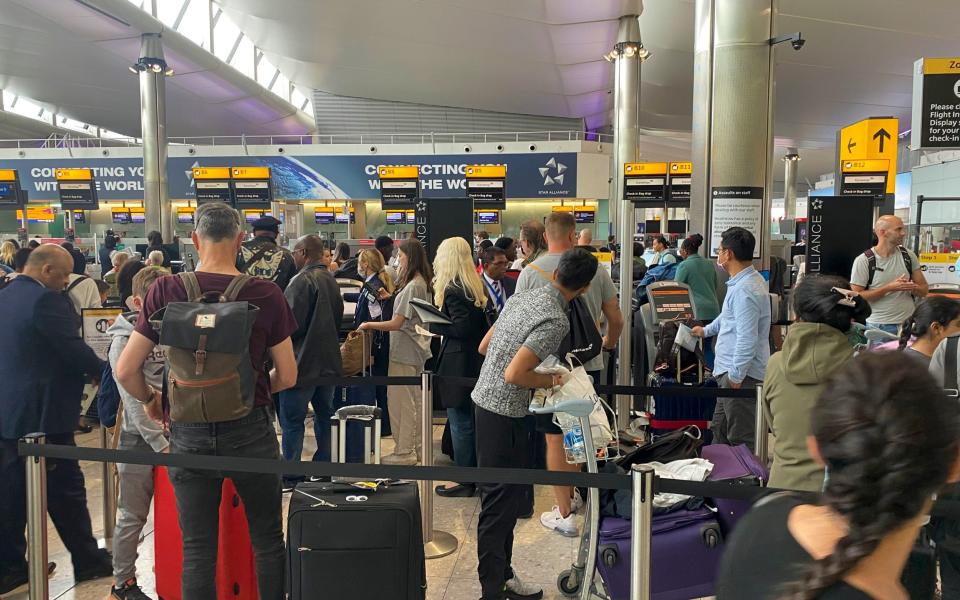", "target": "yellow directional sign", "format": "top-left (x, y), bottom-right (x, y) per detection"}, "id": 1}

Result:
top-left (231, 166), bottom-right (271, 179)
top-left (465, 165), bottom-right (506, 179)
top-left (378, 166), bottom-right (419, 179)
top-left (192, 167), bottom-right (231, 180)
top-left (624, 162), bottom-right (668, 175)
top-left (841, 159), bottom-right (890, 173)
top-left (669, 162), bottom-right (692, 175)
top-left (839, 117), bottom-right (897, 193)
top-left (55, 168), bottom-right (93, 181)
top-left (0, 169), bottom-right (18, 182)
